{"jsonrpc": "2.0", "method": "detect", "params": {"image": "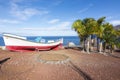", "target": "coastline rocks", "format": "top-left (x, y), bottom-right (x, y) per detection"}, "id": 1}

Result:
top-left (68, 42), bottom-right (76, 48)
top-left (0, 46), bottom-right (6, 50)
